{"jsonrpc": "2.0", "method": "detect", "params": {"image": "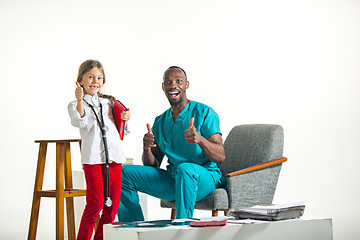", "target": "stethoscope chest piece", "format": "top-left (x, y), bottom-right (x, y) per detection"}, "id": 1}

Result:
top-left (105, 197), bottom-right (112, 207)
